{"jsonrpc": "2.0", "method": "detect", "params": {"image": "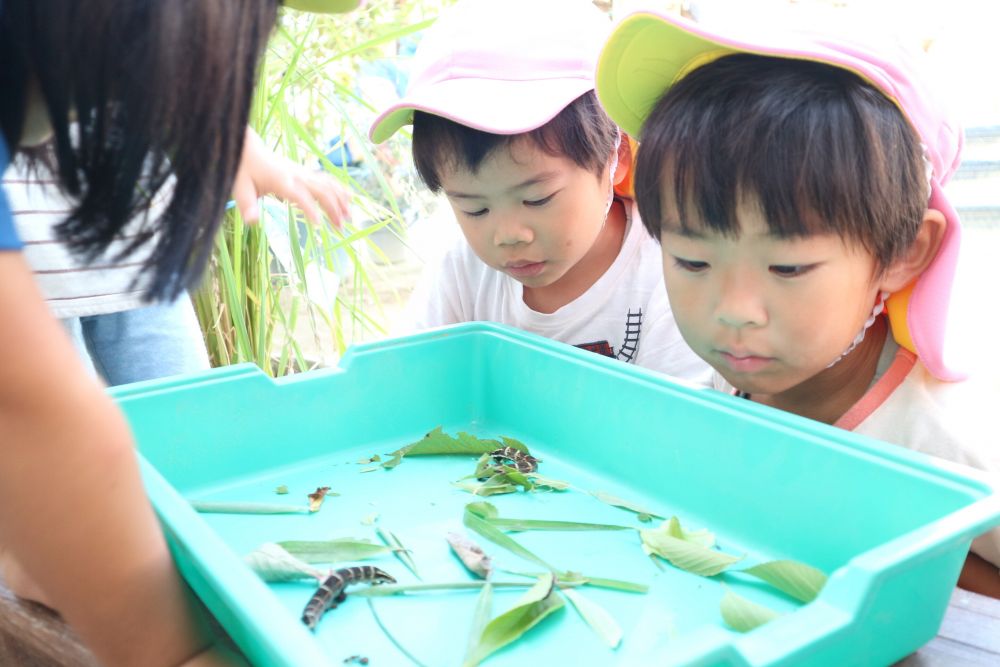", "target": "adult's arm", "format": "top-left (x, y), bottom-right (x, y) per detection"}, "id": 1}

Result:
top-left (0, 251), bottom-right (237, 667)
